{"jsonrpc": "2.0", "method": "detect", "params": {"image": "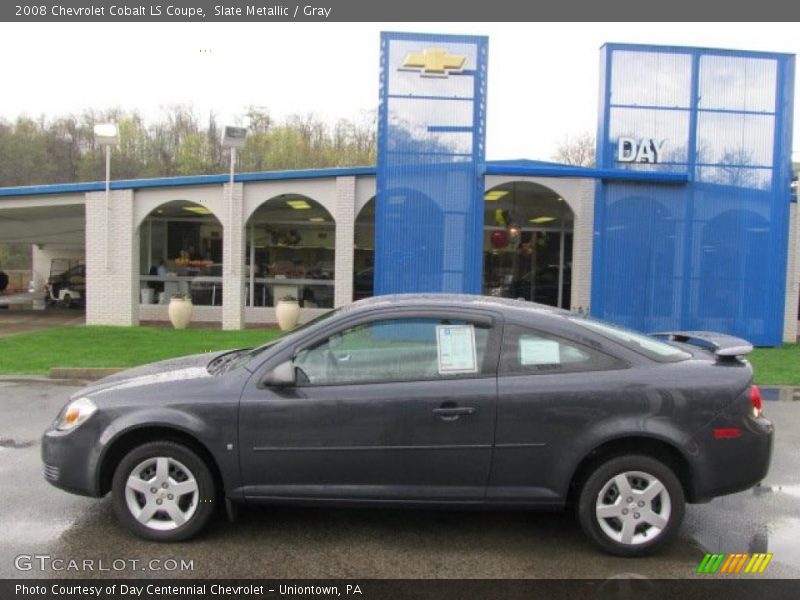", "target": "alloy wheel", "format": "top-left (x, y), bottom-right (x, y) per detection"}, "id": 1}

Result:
top-left (124, 456), bottom-right (199, 531)
top-left (594, 470), bottom-right (672, 545)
